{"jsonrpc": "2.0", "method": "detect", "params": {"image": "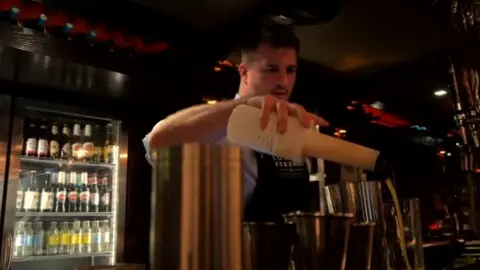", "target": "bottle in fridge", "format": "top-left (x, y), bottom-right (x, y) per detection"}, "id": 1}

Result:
top-left (1, 97), bottom-right (127, 270)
